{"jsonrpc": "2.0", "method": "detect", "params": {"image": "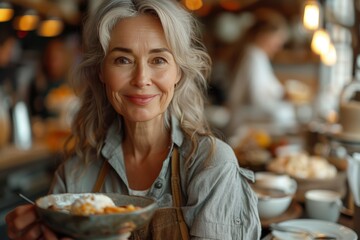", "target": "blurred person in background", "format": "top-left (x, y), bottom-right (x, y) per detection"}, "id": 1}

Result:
top-left (28, 37), bottom-right (74, 119)
top-left (0, 25), bottom-right (17, 93)
top-left (224, 8), bottom-right (296, 138)
top-left (0, 25), bottom-right (20, 148)
top-left (6, 0), bottom-right (261, 239)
